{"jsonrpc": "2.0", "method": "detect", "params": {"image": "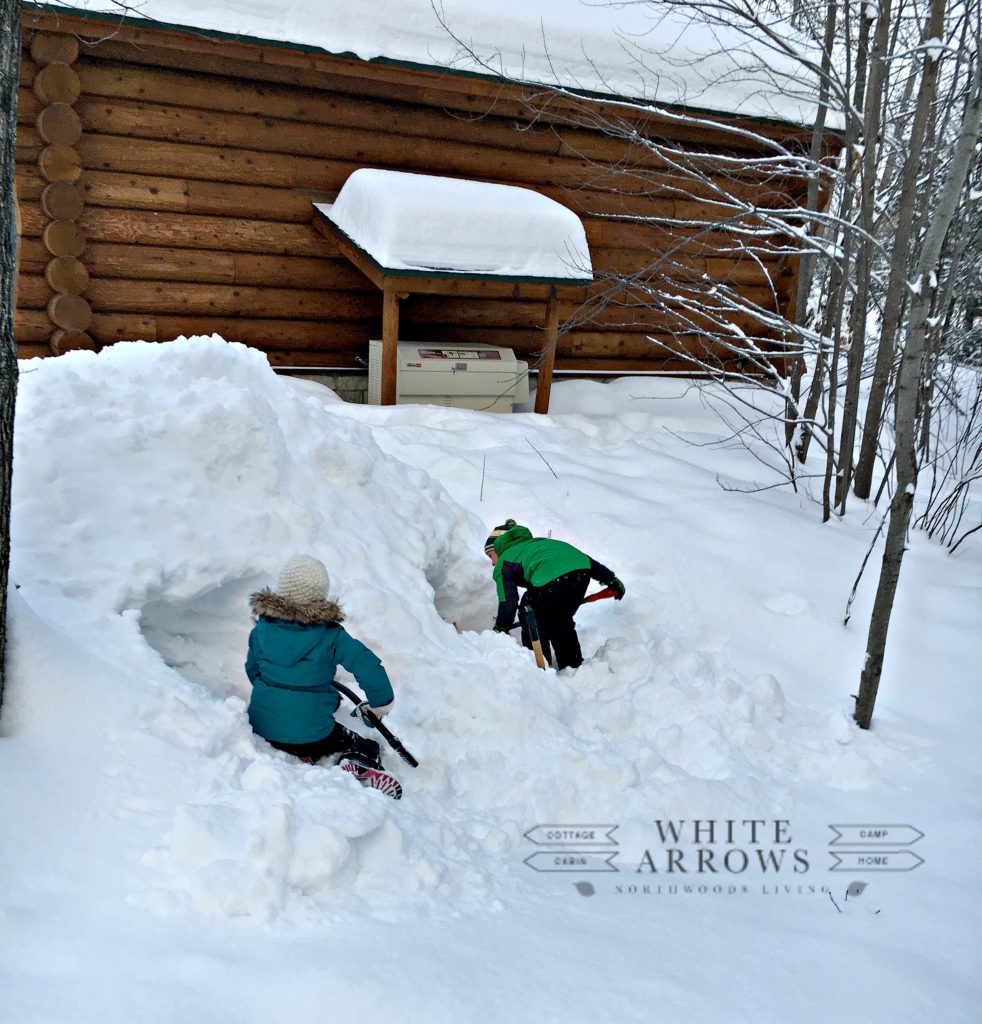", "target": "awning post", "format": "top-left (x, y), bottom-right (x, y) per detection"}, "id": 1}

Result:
top-left (381, 288), bottom-right (401, 405)
top-left (533, 286), bottom-right (560, 414)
